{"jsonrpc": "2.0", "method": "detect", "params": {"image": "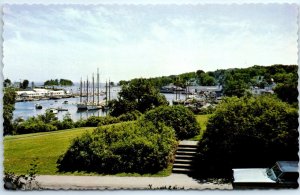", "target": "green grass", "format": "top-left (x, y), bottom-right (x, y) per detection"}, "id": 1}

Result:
top-left (189, 114), bottom-right (212, 141)
top-left (4, 125), bottom-right (172, 177)
top-left (4, 115), bottom-right (209, 176)
top-left (4, 127), bottom-right (95, 175)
